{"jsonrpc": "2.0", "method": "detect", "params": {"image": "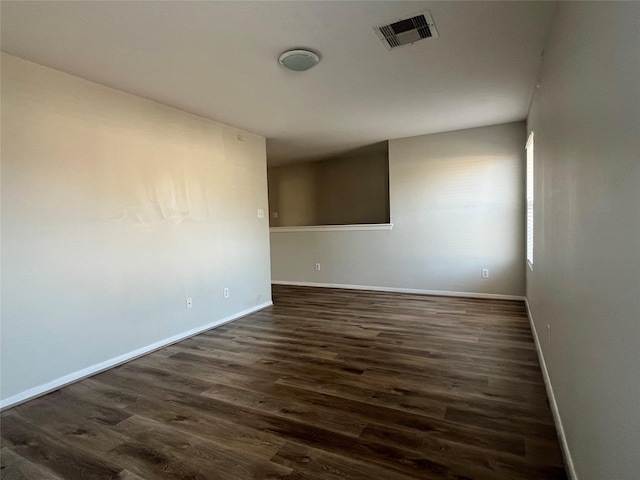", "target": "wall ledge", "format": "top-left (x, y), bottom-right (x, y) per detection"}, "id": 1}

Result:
top-left (0, 301), bottom-right (273, 411)
top-left (270, 223), bottom-right (393, 233)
